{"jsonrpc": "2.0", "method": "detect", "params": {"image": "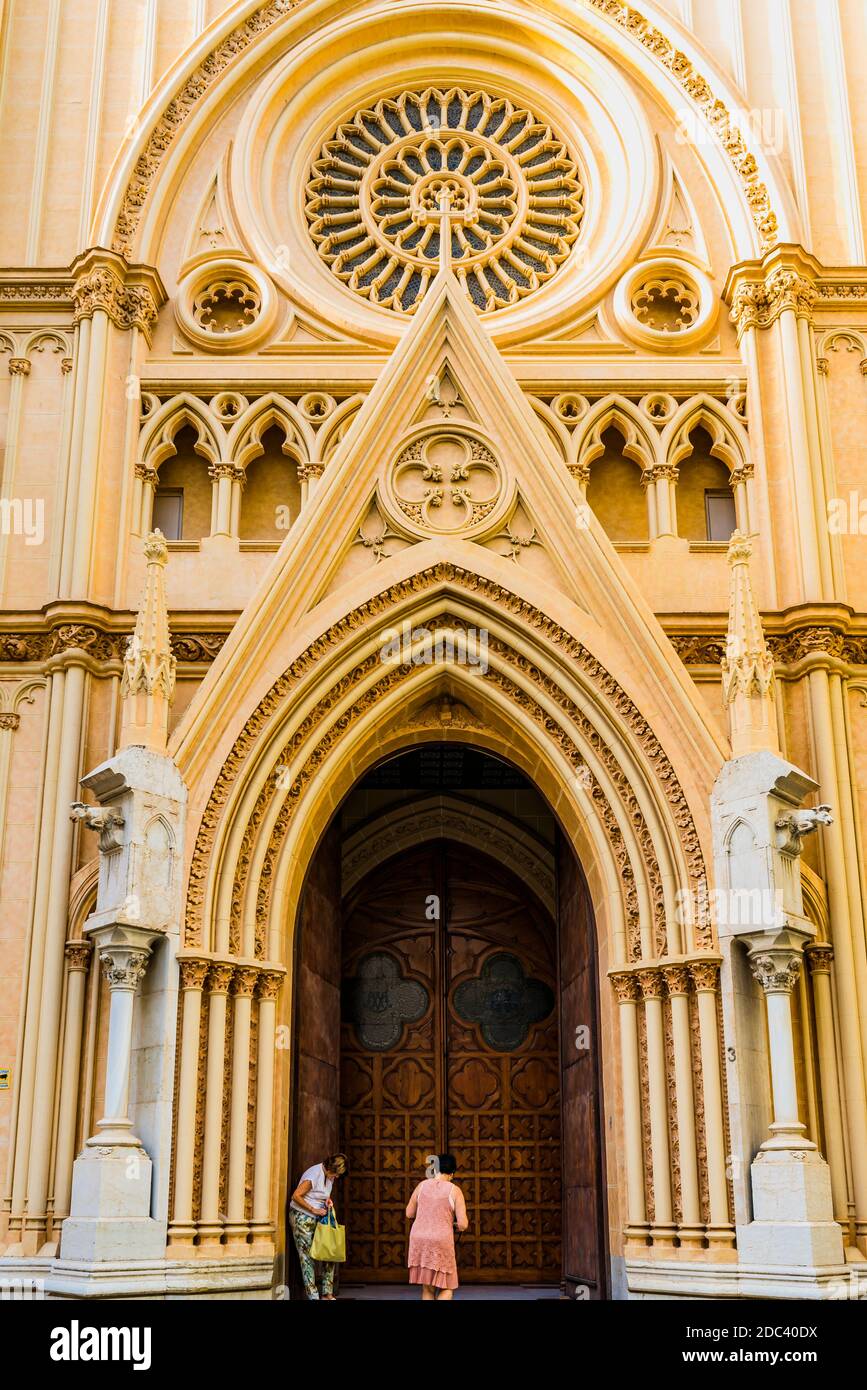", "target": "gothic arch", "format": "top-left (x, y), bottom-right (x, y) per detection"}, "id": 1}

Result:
top-left (138, 393), bottom-right (224, 472)
top-left (663, 394), bottom-right (750, 477)
top-left (576, 395), bottom-right (660, 475)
